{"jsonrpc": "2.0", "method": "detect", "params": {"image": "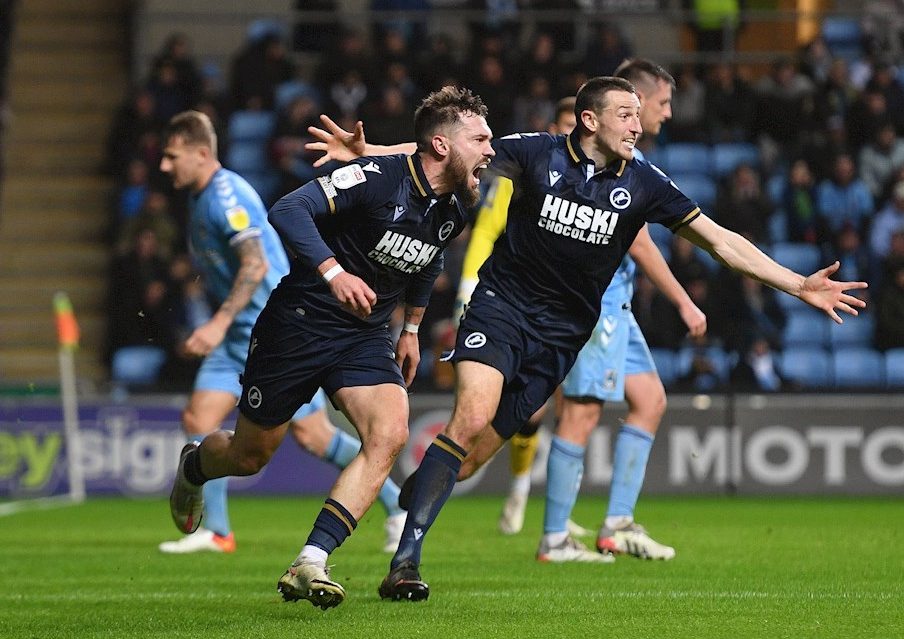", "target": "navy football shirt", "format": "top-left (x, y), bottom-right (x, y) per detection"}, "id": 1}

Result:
top-left (479, 130), bottom-right (700, 347)
top-left (267, 154), bottom-right (469, 333)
